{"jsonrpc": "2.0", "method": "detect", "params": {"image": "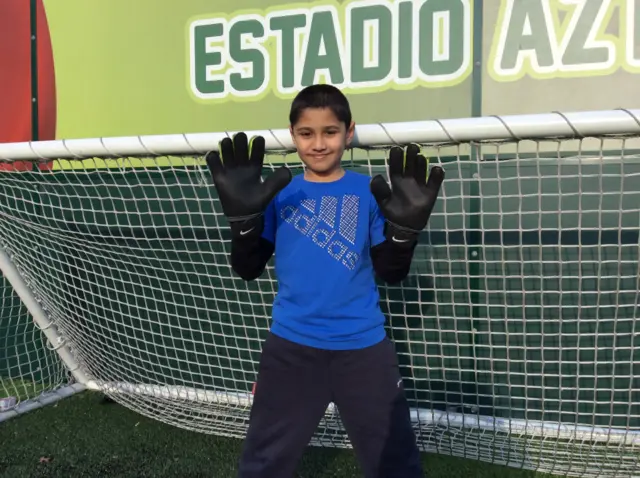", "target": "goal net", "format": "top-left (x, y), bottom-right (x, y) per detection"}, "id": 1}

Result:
top-left (0, 109), bottom-right (639, 477)
top-left (0, 273), bottom-right (79, 420)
